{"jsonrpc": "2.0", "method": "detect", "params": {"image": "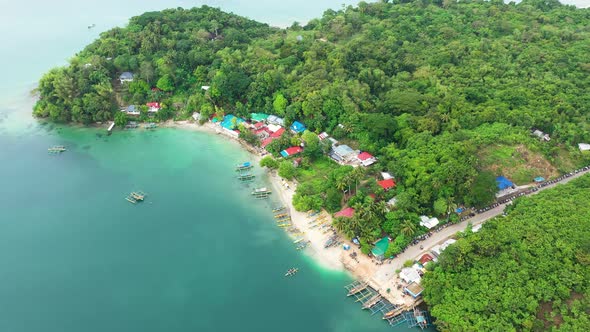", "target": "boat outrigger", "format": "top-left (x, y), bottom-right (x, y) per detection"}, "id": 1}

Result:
top-left (347, 282), bottom-right (368, 296)
top-left (48, 146), bottom-right (66, 153)
top-left (285, 268), bottom-right (299, 277)
top-left (252, 187), bottom-right (271, 197)
top-left (272, 206), bottom-right (285, 212)
top-left (235, 162), bottom-right (253, 171)
top-left (126, 191), bottom-right (146, 204)
top-left (362, 295), bottom-right (382, 309)
top-left (237, 173), bottom-right (255, 181)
